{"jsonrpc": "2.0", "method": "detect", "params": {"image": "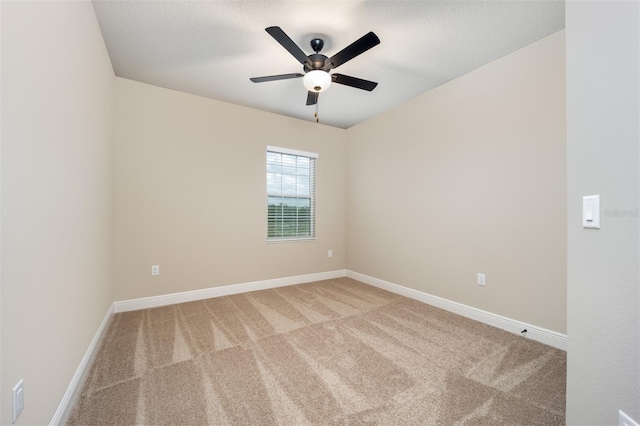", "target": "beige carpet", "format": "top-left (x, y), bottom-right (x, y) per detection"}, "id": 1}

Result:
top-left (67, 277), bottom-right (566, 425)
